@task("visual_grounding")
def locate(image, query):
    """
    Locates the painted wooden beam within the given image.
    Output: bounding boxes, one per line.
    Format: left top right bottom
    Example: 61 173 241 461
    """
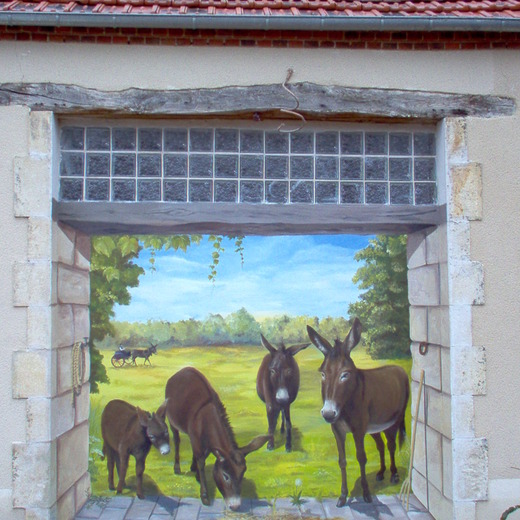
0 83 514 120
53 200 446 236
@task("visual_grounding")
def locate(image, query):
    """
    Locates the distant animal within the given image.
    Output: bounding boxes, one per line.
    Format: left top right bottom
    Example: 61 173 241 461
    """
307 318 409 506
101 398 170 499
256 335 309 452
164 367 269 510
131 343 157 365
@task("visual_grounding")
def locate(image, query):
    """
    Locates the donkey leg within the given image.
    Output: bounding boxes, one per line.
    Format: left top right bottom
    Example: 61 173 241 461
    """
283 406 292 452
190 454 199 481
385 429 399 484
331 422 348 507
105 445 116 491
353 432 371 503
116 451 130 494
135 456 146 499
266 404 280 450
280 410 285 434
195 457 211 506
371 433 386 481
173 428 181 474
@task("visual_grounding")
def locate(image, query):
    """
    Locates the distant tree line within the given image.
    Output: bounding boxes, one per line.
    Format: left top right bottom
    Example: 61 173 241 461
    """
96 308 354 350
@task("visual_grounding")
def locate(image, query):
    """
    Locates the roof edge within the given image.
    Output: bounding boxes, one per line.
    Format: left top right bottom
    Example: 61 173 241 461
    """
2 13 520 33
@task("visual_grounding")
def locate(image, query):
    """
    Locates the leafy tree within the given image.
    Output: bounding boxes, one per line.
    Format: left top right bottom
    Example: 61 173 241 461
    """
316 316 352 342
200 314 231 345
347 235 410 359
225 307 261 344
89 235 143 392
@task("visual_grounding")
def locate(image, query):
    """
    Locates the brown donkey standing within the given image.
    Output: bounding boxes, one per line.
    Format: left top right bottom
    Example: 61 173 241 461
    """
256 335 309 452
164 367 269 510
101 399 170 499
307 318 409 506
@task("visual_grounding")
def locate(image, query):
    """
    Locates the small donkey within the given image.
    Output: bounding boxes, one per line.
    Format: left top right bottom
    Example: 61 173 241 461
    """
256 335 309 451
101 398 170 499
131 343 157 366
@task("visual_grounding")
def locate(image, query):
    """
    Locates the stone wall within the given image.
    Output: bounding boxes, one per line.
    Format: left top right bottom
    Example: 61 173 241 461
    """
11 111 91 520
408 118 487 520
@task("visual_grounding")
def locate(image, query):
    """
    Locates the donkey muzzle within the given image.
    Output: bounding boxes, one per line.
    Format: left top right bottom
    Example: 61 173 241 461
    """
321 400 339 423
275 388 290 405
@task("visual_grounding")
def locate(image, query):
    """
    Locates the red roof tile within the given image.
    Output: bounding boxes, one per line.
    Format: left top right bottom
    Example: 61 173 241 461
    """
2 0 520 27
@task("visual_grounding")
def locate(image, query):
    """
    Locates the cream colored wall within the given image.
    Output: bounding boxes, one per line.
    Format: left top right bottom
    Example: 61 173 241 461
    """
0 105 31 519
1 41 520 519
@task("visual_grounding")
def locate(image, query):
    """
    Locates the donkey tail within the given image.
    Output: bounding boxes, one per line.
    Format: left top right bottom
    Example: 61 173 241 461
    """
398 416 407 449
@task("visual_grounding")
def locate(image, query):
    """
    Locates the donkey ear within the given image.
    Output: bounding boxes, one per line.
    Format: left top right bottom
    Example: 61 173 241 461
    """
307 326 332 356
136 407 151 427
155 398 169 420
342 318 362 353
239 435 270 457
261 334 277 354
287 343 310 356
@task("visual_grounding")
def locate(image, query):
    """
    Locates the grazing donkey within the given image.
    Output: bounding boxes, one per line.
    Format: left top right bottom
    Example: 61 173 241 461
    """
164 367 269 510
132 343 157 365
256 335 309 451
307 318 409 506
101 399 170 499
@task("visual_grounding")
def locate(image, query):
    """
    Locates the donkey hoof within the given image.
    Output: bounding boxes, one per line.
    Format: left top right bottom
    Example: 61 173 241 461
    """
376 472 384 481
285 447 292 453
267 441 274 451
390 473 399 484
336 496 347 508
137 493 145 500
174 465 181 475
201 495 210 506
363 491 372 503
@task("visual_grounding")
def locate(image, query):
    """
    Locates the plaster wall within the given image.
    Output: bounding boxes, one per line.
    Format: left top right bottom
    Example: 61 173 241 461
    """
1 42 520 519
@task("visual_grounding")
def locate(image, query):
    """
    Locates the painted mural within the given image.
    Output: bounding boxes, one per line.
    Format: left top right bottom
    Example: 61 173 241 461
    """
88 235 412 509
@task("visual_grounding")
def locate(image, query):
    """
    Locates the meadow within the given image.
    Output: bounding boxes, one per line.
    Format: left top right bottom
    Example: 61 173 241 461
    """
89 344 412 502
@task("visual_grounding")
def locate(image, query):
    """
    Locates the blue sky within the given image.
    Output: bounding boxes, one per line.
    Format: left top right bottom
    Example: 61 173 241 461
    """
113 234 373 323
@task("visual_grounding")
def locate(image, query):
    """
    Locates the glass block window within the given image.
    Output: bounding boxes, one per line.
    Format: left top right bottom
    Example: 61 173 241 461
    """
58 124 437 205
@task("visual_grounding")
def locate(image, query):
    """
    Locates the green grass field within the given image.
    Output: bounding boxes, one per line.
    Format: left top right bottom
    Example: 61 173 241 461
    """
89 345 412 502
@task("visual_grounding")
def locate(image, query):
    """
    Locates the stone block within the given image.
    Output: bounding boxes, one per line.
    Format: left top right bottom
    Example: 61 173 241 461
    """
75 233 91 269
407 232 427 269
425 225 448 265
408 265 440 306
56 486 75 520
52 304 74 349
411 469 427 509
445 118 468 165
451 395 475 438
442 436 453 500
449 261 484 306
26 397 51 442
428 306 449 348
452 437 488 501
449 163 482 221
74 306 91 341
413 418 426 477
74 383 91 426
58 344 88 395
448 219 471 262
28 218 52 260
427 481 453 520
451 345 486 396
27 305 52 349
12 441 57 509
439 262 449 306
29 111 53 156
24 507 57 520
53 222 75 266
426 427 443 493
14 156 52 218
13 349 54 398
449 305 473 348
411 342 441 391
453 501 477 520
13 261 52 307
441 347 451 394
74 471 91 514
52 392 75 438
425 387 451 438
57 266 89 305
410 307 427 343
57 422 89 498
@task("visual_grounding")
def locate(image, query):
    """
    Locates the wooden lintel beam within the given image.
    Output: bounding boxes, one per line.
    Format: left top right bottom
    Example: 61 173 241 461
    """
53 200 446 236
0 83 514 120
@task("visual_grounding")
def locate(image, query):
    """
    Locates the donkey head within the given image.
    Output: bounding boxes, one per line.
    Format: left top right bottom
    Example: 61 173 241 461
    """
212 435 270 511
149 342 158 354
260 335 309 405
136 399 170 455
307 318 362 424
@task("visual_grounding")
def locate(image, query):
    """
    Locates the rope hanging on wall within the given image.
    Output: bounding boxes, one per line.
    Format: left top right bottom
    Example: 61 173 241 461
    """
72 338 88 408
